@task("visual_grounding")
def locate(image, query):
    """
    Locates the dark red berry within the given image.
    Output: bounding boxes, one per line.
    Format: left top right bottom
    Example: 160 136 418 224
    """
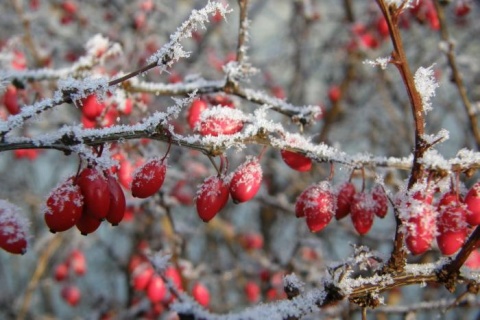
335 182 356 220
77 168 110 220
105 176 126 225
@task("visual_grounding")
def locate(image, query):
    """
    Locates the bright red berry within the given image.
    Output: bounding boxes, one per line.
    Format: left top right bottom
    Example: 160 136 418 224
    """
465 250 480 270
77 168 111 220
61 284 81 306
436 192 468 255
192 282 210 307
280 150 312 172
350 192 375 235
0 201 30 255
3 85 20 115
372 184 388 218
80 95 105 121
44 178 84 233
54 263 69 282
187 98 209 130
131 158 167 198
465 182 480 225
295 182 335 232
165 266 183 291
335 182 356 220
405 200 436 255
328 85 341 103
195 176 230 222
244 281 260 303
229 158 262 203
146 275 167 303
131 264 154 292
69 249 87 276
105 176 126 226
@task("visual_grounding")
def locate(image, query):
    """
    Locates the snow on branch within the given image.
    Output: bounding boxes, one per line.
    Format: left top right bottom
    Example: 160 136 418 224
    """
414 64 439 114
146 1 232 72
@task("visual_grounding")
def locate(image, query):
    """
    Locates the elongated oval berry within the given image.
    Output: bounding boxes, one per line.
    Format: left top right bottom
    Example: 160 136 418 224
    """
0 200 30 255
229 158 262 203
77 168 110 220
3 85 20 115
105 176 126 226
80 95 105 120
280 150 312 172
465 182 480 225
350 192 375 235
198 116 244 136
372 184 388 218
436 192 468 255
192 282 210 307
405 200 436 255
76 210 102 235
44 178 84 233
147 275 167 303
131 158 167 198
195 176 229 222
335 182 356 220
131 264 154 292
295 182 334 232
187 98 209 130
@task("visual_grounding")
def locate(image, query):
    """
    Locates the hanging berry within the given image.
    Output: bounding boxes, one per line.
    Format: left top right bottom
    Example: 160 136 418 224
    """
229 158 262 203
195 175 230 222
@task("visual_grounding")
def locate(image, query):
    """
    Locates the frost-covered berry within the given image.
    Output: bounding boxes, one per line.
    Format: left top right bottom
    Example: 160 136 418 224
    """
0 200 30 255
80 95 105 121
131 158 167 199
229 158 262 203
195 175 229 222
335 182 356 220
465 182 480 225
77 168 110 220
44 178 84 233
197 106 244 136
436 192 468 256
295 182 334 232
405 199 436 255
372 184 388 218
350 192 375 235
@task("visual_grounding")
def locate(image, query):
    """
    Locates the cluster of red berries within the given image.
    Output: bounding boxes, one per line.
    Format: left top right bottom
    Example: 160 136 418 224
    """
53 249 86 307
187 96 244 137
0 200 29 255
195 157 262 222
404 181 480 256
295 181 388 234
43 166 126 235
79 94 132 129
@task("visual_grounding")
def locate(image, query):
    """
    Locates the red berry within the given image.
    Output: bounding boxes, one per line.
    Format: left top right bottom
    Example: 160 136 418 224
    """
147 275 167 303
465 182 480 225
69 249 87 276
76 210 102 235
244 281 260 303
3 85 20 115
54 263 69 282
170 179 194 205
165 266 183 291
229 158 262 203
44 178 84 233
105 176 126 226
359 33 379 49
335 182 356 220
131 158 167 198
280 150 312 172
295 182 334 232
197 107 244 136
239 232 264 250
372 184 388 218
455 2 471 17
118 159 134 189
195 176 230 222
192 282 210 307
61 284 81 306
350 192 375 235
80 95 105 121
436 193 468 255
328 85 341 103
376 16 389 38
131 264 154 291
0 201 30 255
465 250 480 270
405 200 436 255
187 98 209 130
77 168 111 220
